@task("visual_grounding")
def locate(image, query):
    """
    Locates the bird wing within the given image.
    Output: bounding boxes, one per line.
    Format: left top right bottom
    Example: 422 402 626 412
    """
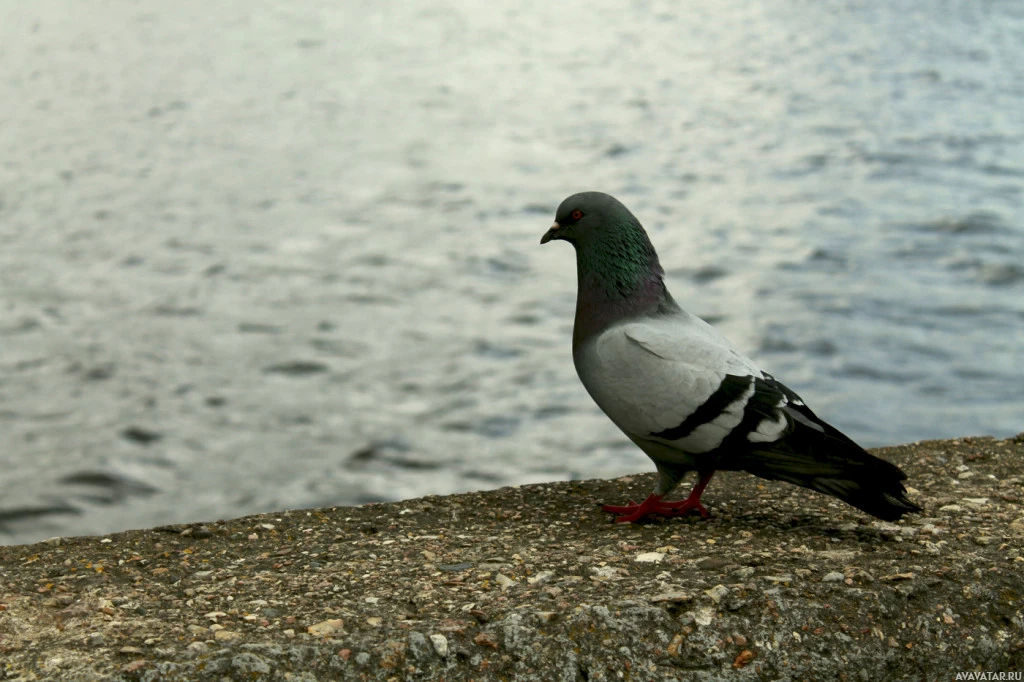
575 312 816 456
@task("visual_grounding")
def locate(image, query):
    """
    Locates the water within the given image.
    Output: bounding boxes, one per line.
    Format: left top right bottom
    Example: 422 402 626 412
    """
1 0 1021 545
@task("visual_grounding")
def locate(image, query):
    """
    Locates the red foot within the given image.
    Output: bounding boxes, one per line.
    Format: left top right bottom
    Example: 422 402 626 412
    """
601 493 709 523
602 471 715 523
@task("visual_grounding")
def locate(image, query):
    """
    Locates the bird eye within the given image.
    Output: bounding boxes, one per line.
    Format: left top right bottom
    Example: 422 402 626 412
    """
571 209 584 221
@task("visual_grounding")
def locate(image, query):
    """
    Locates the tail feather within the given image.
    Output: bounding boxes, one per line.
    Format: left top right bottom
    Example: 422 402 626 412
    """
731 425 921 521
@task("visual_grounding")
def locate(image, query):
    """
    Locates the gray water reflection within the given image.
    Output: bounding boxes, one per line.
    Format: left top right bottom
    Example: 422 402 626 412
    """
1 0 1021 544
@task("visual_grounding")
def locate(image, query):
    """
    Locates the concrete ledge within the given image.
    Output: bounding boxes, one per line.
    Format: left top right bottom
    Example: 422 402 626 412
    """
2 435 1023 681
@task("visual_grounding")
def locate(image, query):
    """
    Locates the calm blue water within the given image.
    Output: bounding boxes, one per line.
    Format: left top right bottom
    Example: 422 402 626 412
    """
1 0 1021 545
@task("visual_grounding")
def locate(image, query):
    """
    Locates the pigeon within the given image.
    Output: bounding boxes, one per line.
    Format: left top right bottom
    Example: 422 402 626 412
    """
541 191 921 523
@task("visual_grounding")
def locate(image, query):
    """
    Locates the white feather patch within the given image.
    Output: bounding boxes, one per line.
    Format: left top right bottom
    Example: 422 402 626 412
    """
747 410 788 443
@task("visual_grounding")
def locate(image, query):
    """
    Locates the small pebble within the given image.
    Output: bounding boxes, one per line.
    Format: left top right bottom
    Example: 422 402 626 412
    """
121 660 148 674
430 633 449 657
705 584 729 603
649 590 691 604
635 552 665 563
184 641 208 657
307 619 345 637
213 630 242 642
733 649 756 669
473 632 499 649
527 570 555 585
666 634 684 656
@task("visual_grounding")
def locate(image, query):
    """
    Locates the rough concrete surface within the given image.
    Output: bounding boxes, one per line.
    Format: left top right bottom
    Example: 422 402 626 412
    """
1 435 1023 681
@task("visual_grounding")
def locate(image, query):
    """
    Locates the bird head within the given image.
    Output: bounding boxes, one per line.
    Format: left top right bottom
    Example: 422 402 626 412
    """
540 192 664 299
541 191 654 248
540 192 610 246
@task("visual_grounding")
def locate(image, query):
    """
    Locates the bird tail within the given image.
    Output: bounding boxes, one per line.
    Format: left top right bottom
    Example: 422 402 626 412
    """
732 427 921 521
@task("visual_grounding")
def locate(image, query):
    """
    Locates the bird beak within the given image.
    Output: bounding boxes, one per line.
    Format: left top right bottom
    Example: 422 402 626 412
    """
540 222 560 244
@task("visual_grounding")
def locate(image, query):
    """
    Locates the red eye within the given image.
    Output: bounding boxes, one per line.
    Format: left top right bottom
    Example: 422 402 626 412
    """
571 209 583 221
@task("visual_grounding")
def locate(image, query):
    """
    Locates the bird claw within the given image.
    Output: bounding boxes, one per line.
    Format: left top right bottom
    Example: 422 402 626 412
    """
673 500 710 519
601 495 709 523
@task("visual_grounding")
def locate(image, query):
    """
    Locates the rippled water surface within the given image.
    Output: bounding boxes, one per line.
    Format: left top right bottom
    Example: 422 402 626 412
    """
2 0 1022 544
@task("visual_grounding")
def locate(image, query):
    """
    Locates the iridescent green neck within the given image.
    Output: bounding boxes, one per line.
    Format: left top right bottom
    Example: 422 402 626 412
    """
574 223 661 301
571 223 672 349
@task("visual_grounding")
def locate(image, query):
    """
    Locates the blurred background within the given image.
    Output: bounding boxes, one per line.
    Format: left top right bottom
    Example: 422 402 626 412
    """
1 0 1021 545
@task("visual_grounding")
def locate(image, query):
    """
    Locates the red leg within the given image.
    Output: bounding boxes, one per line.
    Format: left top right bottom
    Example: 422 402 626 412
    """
602 471 715 523
667 470 714 517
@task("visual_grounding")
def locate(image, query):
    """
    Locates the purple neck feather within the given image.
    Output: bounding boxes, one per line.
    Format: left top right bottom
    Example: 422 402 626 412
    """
572 265 670 352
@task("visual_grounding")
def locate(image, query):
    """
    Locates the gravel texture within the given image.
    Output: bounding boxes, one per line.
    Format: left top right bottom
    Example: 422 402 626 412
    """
1 435 1023 681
